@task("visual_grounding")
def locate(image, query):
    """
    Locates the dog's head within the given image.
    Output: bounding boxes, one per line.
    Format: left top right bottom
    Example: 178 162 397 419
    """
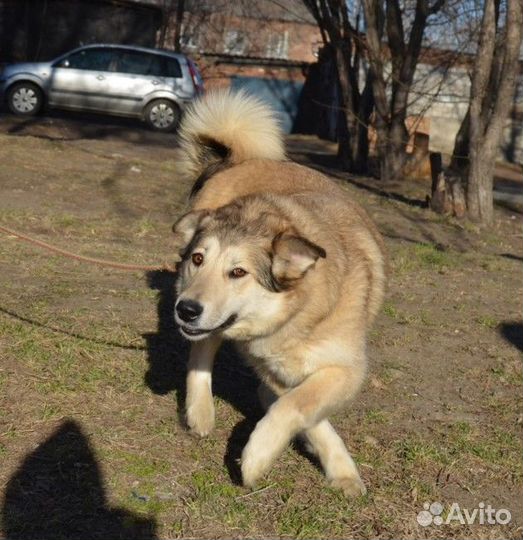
172 197 326 341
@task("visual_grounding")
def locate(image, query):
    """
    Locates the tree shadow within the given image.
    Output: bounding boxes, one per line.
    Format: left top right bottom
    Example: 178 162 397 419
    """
499 253 523 262
141 270 262 483
498 322 523 352
1 420 157 540
303 152 428 209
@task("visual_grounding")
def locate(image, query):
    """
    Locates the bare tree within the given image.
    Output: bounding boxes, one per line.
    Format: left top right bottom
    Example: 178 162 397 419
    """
363 0 445 182
303 0 374 172
465 0 522 223
438 0 523 223
157 0 175 48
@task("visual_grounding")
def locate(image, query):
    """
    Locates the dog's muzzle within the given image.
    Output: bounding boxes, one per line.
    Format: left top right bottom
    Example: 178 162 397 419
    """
178 313 238 338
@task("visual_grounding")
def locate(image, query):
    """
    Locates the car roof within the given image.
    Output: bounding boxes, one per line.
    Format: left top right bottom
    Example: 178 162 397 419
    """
70 44 187 61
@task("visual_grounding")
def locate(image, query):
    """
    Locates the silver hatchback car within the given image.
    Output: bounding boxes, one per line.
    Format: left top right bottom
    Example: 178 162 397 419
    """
0 44 203 131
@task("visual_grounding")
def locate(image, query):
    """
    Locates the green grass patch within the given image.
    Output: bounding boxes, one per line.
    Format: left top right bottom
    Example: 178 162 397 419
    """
277 491 360 539
392 242 458 274
396 436 444 466
187 470 250 530
397 423 523 477
383 302 399 319
476 315 498 329
113 450 170 479
364 408 388 425
413 243 451 268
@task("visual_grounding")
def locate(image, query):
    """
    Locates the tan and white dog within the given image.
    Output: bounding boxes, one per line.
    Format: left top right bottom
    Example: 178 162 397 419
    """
172 90 386 496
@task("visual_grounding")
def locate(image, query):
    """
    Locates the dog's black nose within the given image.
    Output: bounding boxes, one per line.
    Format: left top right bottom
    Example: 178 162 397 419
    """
176 299 203 322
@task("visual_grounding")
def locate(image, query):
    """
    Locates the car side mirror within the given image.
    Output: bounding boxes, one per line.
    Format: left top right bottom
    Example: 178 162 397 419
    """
62 59 70 68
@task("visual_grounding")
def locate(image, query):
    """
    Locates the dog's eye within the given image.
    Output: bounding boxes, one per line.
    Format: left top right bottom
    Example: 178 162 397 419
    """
230 267 247 279
192 252 204 266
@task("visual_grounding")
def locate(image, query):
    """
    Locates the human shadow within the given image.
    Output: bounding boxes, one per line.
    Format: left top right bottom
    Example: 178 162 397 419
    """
1 420 157 540
142 270 262 483
499 322 523 352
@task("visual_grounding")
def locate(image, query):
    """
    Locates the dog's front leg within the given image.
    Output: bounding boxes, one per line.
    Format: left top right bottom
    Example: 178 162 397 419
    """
257 381 366 497
241 366 363 488
185 335 221 437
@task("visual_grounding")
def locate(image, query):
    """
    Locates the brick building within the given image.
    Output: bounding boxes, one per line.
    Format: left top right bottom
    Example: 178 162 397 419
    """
157 0 322 132
1 0 520 163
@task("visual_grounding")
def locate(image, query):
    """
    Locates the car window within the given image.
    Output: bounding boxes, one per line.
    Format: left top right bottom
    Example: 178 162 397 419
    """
117 51 164 77
164 57 182 78
57 48 117 71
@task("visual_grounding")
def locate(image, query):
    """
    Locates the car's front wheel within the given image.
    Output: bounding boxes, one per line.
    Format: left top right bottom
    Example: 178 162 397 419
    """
144 99 180 132
7 82 44 116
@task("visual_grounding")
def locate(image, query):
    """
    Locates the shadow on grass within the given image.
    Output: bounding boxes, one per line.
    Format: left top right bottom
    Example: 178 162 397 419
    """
1 420 157 540
0 306 146 351
499 322 523 352
500 253 523 262
4 110 176 148
142 270 262 484
300 152 428 209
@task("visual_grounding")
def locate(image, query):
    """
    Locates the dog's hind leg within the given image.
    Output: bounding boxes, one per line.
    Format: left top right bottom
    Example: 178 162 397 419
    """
185 335 221 437
257 380 365 497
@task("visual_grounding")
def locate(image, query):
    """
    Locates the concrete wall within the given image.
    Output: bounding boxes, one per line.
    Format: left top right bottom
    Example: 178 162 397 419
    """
408 62 523 164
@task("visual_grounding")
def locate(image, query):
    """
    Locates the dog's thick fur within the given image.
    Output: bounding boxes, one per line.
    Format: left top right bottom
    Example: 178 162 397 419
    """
172 90 386 496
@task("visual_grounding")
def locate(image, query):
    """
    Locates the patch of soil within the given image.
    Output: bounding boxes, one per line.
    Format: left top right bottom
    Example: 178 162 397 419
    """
0 113 521 540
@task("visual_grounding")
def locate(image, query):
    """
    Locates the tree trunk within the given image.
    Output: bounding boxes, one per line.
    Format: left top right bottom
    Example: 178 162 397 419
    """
468 141 496 223
449 108 470 175
173 0 185 53
466 0 523 224
363 0 442 182
352 78 374 174
376 115 409 182
334 44 357 170
430 152 466 217
303 0 372 174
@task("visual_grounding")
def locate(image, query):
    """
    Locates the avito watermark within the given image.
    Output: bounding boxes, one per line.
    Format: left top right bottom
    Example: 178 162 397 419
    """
417 501 511 527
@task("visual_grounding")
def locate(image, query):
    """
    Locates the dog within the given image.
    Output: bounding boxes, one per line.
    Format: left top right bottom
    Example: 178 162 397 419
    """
172 90 386 497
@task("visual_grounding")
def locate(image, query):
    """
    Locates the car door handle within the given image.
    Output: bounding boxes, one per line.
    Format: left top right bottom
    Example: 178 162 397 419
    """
151 80 160 85
96 75 105 81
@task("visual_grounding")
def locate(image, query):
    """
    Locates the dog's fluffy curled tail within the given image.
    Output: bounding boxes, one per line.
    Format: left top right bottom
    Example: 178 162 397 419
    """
177 90 285 190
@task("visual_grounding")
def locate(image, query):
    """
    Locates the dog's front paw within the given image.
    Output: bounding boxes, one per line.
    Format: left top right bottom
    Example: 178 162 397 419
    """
329 475 367 498
241 414 290 488
186 397 215 437
241 441 274 489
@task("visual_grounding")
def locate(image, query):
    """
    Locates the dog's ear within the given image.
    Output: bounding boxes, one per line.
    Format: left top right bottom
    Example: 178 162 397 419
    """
271 232 326 286
172 209 210 253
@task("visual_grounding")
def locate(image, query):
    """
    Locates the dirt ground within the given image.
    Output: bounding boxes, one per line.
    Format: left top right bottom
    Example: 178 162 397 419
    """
0 110 522 540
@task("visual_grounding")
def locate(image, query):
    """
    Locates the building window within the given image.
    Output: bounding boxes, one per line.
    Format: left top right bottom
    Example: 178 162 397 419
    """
266 31 289 59
223 30 248 56
180 23 200 52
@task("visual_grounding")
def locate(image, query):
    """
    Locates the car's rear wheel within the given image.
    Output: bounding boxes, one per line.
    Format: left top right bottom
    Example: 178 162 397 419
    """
144 99 180 132
7 82 44 116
